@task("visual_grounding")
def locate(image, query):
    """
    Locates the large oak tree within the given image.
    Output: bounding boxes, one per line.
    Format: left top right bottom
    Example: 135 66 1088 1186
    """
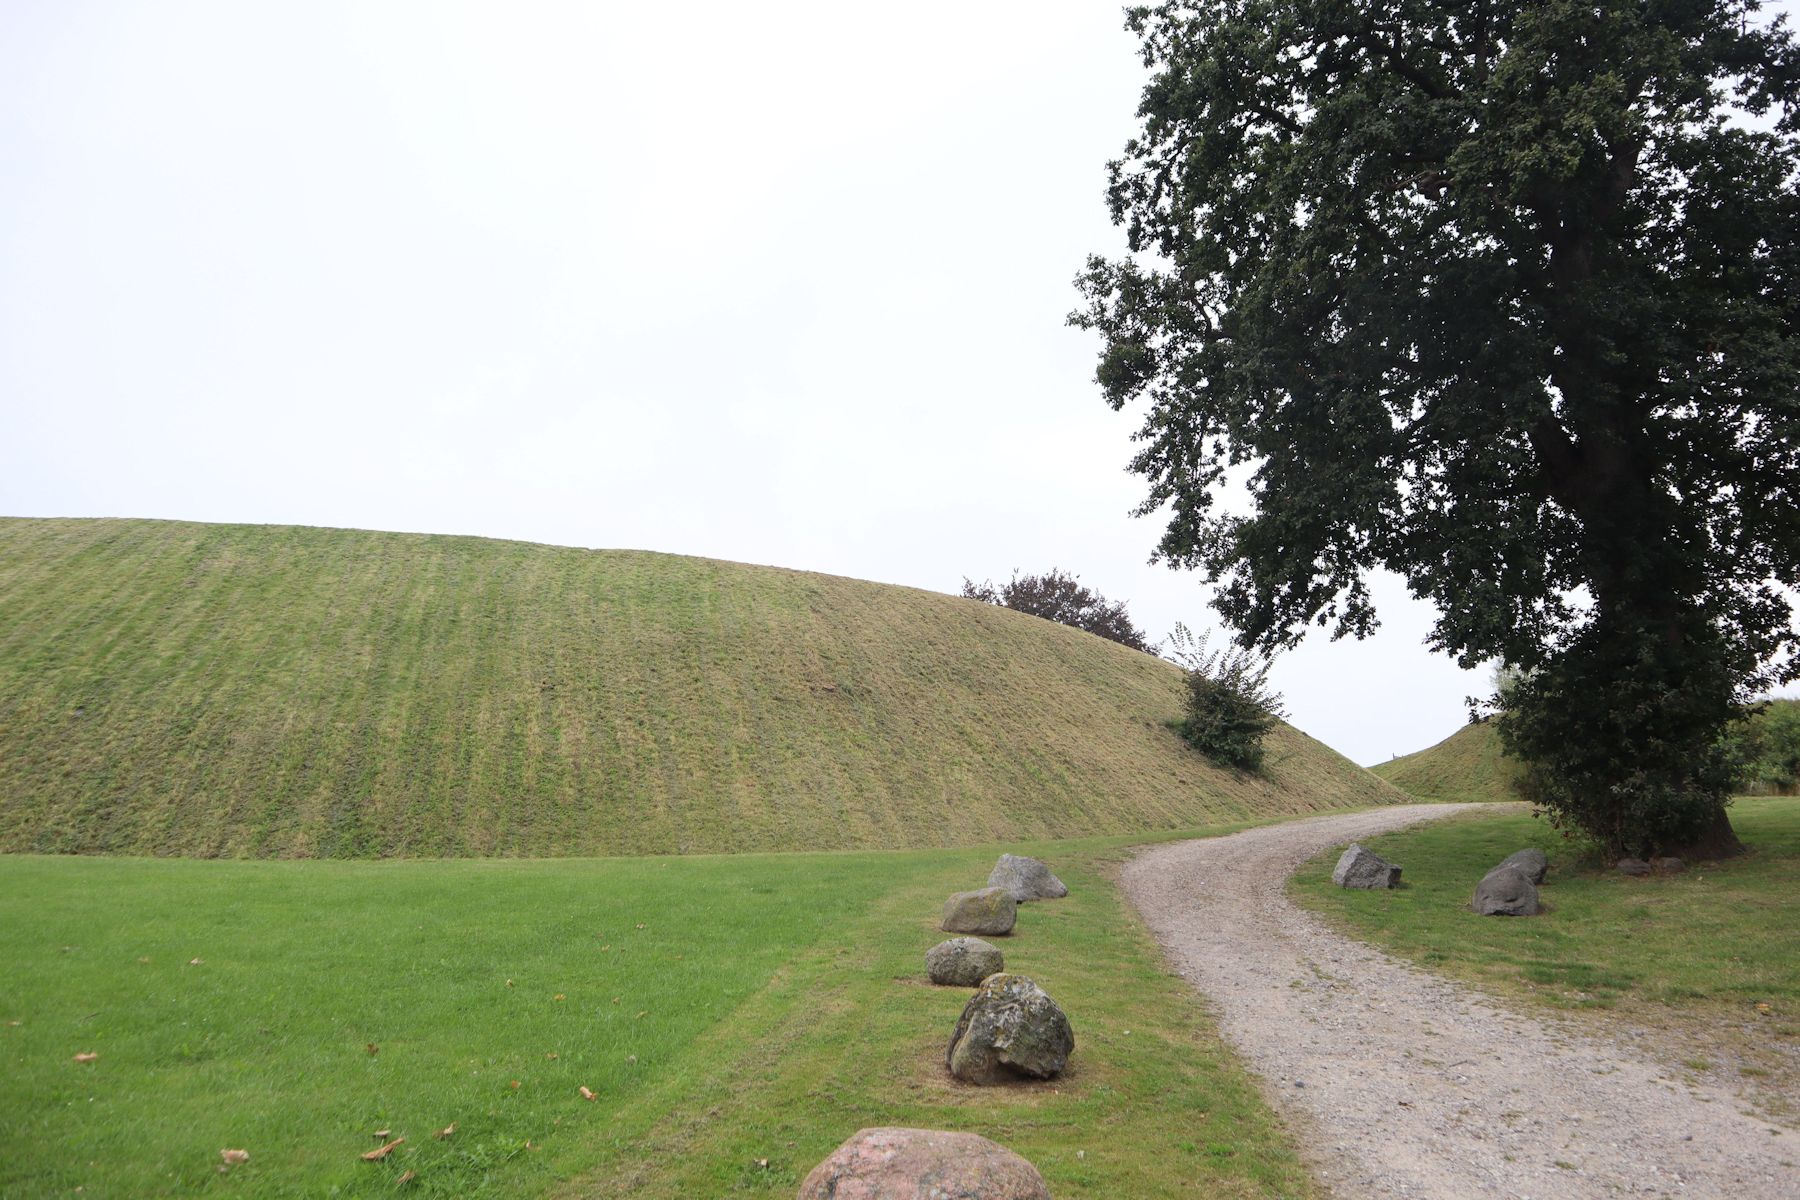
1075 0 1800 856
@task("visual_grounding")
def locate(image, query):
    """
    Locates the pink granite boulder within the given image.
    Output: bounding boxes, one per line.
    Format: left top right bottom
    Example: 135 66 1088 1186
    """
796 1127 1051 1199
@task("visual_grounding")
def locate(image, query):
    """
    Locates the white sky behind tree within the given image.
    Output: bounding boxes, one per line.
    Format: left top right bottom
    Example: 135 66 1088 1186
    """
3 1 1795 766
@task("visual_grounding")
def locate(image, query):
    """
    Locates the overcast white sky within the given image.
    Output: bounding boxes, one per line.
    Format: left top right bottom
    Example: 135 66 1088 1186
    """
4 2 1794 766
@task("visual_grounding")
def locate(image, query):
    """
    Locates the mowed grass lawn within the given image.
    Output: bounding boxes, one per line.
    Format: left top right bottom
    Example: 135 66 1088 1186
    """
1290 798 1800 1108
3 828 1314 1198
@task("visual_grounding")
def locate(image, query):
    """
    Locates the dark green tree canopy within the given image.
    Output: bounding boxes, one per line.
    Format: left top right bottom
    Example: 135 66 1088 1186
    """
1076 0 1800 855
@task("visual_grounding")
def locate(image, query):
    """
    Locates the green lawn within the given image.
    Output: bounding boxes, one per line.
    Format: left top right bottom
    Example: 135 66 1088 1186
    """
2 826 1314 1198
1290 798 1800 1108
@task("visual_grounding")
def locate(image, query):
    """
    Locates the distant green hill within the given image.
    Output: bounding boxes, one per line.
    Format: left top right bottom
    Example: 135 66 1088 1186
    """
0 518 1403 858
1371 719 1521 804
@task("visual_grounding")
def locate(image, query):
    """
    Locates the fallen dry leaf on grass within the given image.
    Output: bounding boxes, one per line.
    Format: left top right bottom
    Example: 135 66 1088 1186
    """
509 1080 521 1090
366 1043 379 1056
397 1170 416 1185
553 994 565 1002
373 1129 391 1139
754 1157 769 1169
434 1123 456 1140
187 958 203 966
137 957 151 964
219 1149 249 1165
634 1011 647 1020
579 1086 597 1101
635 923 646 930
361 1137 404 1161
73 1052 98 1064
505 979 514 988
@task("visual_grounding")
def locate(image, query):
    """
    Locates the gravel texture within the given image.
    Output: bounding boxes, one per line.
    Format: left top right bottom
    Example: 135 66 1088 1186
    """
1120 804 1800 1199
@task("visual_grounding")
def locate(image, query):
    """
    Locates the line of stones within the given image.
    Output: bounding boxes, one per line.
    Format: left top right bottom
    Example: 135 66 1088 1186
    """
795 854 1074 1198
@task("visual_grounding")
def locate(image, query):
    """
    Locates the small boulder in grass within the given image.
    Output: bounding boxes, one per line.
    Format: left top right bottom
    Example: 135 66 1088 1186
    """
1473 865 1540 916
925 937 1004 987
1617 857 1653 877
1332 843 1401 889
1650 856 1686 874
987 854 1068 902
940 887 1017 936
1497 848 1549 885
945 973 1073 1084
797 1127 1051 1200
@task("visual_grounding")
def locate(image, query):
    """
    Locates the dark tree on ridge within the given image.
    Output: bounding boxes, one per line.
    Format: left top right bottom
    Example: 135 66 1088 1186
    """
1074 0 1800 857
961 569 1157 652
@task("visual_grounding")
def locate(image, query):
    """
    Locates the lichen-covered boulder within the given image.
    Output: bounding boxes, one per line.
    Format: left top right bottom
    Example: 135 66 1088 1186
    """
1332 843 1401 889
797 1127 1051 1199
925 937 1004 987
1497 848 1549 885
941 887 1017 936
987 854 1068 902
1472 865 1540 916
945 973 1073 1084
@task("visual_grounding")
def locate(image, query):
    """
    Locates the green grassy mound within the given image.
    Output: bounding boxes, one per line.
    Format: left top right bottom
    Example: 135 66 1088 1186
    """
1370 718 1520 803
0 518 1399 858
0 828 1316 1198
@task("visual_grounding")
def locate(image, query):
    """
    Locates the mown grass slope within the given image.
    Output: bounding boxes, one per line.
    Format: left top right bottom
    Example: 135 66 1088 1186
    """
1370 718 1520 804
0 518 1399 857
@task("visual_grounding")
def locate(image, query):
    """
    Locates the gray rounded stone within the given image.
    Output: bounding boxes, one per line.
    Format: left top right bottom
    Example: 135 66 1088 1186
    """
987 854 1069 902
1617 857 1652 876
940 887 1017 936
1497 848 1549 885
1473 865 1540 916
1332 842 1401 889
945 973 1073 1084
925 937 1004 987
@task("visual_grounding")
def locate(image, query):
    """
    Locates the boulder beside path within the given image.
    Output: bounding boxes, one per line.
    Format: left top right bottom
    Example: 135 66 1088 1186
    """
941 887 1017 936
1472 865 1540 916
945 973 1073 1084
1332 843 1401 889
926 937 1004 987
1497 847 1549 885
796 1127 1051 1199
988 854 1068 902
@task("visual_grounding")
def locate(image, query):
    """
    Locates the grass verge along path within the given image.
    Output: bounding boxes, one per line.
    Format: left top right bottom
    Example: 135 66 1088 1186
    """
1289 798 1800 1120
3 825 1315 1198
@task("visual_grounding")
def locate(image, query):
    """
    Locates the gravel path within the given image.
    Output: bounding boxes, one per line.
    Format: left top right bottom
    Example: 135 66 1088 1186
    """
1119 804 1800 1199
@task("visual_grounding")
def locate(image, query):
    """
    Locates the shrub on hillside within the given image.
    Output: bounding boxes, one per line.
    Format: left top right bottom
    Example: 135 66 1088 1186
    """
960 568 1155 653
1165 624 1286 771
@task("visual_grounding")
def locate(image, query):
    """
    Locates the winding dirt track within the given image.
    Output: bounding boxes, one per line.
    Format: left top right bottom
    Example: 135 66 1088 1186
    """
1120 804 1799 1199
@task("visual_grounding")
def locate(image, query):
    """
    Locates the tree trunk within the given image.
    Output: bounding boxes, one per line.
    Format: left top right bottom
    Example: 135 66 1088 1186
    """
1666 802 1745 862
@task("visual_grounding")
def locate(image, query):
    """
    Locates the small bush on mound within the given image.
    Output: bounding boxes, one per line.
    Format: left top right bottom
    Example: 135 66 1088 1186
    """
960 568 1156 652
1166 624 1286 772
